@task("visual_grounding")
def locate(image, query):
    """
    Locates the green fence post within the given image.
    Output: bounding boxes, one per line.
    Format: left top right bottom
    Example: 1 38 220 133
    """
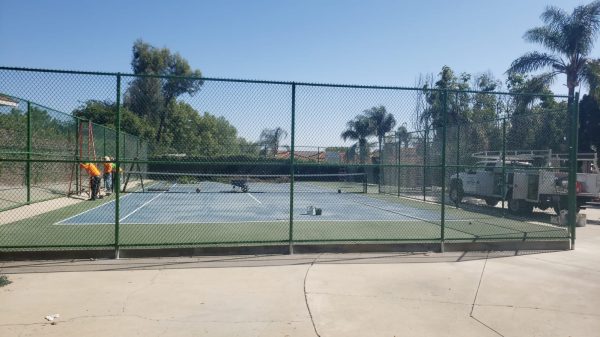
397 132 401 197
456 122 460 179
289 83 296 254
103 127 106 157
317 146 320 164
26 101 31 204
379 140 382 194
440 90 448 252
75 120 80 194
568 92 579 249
115 74 121 258
501 117 507 212
423 126 428 201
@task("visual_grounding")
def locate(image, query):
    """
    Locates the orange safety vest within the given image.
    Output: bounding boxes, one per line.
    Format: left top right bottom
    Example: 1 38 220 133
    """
103 163 112 173
80 163 101 177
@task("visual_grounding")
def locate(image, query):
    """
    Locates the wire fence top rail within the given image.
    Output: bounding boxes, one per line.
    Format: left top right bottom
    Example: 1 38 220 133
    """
0 66 571 98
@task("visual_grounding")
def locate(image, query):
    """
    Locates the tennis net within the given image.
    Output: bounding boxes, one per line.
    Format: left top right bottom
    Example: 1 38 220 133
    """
122 172 368 194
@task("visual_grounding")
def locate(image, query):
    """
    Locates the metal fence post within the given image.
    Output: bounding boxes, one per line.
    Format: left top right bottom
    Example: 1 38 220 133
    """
103 127 106 157
114 73 121 258
75 120 80 193
568 92 579 249
289 83 296 254
26 101 31 204
501 117 507 212
440 90 448 252
423 126 428 201
397 132 401 197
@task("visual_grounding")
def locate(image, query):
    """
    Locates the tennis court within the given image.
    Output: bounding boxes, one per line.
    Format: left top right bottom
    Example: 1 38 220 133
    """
43 172 570 246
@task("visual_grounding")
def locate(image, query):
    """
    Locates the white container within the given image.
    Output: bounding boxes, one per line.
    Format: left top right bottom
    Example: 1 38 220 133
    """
307 206 315 215
577 213 587 227
555 211 586 227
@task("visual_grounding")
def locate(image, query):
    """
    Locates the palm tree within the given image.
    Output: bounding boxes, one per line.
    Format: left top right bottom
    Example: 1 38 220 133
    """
506 1 600 104
341 115 372 164
397 124 411 149
364 106 396 160
259 127 288 157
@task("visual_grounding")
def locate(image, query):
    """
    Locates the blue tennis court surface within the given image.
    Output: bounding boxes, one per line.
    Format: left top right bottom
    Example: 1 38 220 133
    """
57 182 455 225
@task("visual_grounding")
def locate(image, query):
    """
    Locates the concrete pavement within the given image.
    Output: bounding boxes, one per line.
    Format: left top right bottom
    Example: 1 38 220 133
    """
1 222 599 336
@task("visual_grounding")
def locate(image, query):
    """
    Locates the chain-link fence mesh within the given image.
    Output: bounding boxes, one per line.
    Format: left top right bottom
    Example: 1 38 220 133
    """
0 68 581 252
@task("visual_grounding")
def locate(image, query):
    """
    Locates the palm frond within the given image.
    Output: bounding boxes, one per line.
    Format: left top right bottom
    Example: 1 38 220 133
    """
540 6 569 30
524 27 564 53
506 52 563 74
341 129 358 142
581 59 600 91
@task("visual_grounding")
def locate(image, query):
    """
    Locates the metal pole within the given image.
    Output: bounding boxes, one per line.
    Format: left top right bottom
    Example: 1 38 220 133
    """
456 92 460 179
114 74 121 258
423 127 428 201
289 83 296 254
440 90 448 252
379 140 382 194
501 117 507 212
568 92 579 249
26 101 31 204
397 132 401 197
75 121 80 193
456 123 460 179
103 127 106 157
317 146 320 164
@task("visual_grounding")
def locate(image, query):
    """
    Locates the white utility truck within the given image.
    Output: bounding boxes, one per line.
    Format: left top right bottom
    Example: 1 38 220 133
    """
448 151 600 215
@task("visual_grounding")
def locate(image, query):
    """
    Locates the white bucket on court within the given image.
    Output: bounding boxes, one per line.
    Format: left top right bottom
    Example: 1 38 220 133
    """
307 206 315 215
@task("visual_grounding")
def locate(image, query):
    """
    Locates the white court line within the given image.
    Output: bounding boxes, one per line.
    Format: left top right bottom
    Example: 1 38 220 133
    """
247 193 262 204
118 185 172 222
54 192 135 225
59 219 481 226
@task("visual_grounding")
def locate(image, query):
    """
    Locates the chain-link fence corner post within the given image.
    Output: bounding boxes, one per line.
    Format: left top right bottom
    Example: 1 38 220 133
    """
568 92 580 249
440 90 448 252
26 100 32 204
423 125 428 202
114 73 122 259
397 131 401 197
288 82 296 255
501 116 507 214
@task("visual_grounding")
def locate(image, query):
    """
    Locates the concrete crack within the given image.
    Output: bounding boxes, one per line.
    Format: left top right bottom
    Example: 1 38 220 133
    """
470 252 504 337
122 269 161 313
304 254 321 337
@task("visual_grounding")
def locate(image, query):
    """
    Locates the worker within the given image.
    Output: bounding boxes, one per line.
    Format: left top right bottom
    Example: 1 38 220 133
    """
110 157 123 193
80 162 101 200
102 156 112 195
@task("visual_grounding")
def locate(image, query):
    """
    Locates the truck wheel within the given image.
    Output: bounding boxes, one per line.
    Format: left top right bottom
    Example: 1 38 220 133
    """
449 181 463 204
485 198 499 207
507 191 533 215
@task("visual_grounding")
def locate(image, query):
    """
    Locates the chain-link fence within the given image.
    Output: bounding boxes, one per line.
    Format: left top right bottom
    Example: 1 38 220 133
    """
0 67 582 254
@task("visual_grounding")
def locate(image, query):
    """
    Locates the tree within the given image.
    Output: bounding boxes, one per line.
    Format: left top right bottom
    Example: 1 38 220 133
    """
420 66 471 129
73 100 154 140
259 127 288 157
125 39 204 142
364 105 396 160
506 1 600 104
504 74 567 154
397 124 411 148
341 115 372 164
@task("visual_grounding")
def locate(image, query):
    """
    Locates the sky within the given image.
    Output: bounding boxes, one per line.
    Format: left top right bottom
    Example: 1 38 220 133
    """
1 0 598 147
